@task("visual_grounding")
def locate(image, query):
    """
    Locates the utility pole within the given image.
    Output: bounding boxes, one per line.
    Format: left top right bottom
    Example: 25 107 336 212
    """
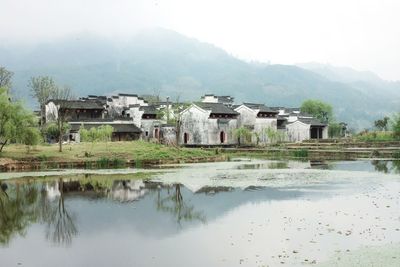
166 96 170 123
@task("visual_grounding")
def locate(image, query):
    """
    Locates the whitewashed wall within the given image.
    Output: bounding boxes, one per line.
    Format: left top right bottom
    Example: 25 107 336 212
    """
179 105 238 145
286 121 311 142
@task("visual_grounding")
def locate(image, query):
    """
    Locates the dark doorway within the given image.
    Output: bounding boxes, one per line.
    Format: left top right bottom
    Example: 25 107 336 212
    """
220 131 225 143
310 127 323 139
183 132 189 144
154 128 159 139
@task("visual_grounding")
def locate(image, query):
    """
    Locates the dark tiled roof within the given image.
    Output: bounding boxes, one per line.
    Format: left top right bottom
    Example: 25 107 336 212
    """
140 105 158 115
293 117 327 126
118 93 138 97
242 103 278 113
50 99 104 110
69 118 133 123
201 94 234 104
70 122 141 133
277 115 288 121
196 102 239 115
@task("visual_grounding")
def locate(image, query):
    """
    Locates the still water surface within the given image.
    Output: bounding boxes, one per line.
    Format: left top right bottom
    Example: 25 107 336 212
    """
1 159 399 266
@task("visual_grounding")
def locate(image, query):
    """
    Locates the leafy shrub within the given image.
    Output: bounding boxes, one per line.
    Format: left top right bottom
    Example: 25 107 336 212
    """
292 149 309 158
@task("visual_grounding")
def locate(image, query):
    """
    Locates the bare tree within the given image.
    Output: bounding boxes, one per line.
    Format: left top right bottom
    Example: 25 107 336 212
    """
53 86 74 152
0 67 13 93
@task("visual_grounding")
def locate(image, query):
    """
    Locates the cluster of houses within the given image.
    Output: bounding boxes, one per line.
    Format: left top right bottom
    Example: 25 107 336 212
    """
44 93 329 145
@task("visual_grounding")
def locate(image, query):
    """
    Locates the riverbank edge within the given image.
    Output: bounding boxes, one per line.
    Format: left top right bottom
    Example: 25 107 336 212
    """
0 155 228 172
1 148 399 172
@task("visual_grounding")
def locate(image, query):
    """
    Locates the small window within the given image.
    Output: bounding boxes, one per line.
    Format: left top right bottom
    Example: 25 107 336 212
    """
145 131 149 136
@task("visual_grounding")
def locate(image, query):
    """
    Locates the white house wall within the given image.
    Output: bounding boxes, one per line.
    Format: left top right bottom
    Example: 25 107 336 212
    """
179 105 238 145
254 118 278 144
45 101 58 123
286 121 311 142
179 106 210 145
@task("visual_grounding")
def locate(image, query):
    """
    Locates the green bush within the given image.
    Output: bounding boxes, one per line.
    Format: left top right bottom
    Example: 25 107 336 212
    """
292 149 309 158
356 131 396 142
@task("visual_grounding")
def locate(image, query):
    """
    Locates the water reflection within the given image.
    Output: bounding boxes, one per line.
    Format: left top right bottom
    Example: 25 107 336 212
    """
371 160 400 174
156 184 206 226
1 160 399 267
0 179 78 246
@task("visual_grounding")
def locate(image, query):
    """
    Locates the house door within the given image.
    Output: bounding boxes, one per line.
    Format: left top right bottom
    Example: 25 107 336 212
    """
183 132 189 144
154 128 159 139
220 131 225 143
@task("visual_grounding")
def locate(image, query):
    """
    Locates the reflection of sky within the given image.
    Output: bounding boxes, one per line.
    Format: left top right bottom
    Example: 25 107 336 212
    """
1 160 400 267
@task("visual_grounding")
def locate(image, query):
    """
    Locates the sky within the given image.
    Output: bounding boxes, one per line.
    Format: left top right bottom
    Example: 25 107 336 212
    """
1 0 400 80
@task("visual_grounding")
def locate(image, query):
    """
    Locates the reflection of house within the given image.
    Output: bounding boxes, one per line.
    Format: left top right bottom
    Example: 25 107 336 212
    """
179 102 239 145
234 103 279 144
69 118 142 142
286 118 328 142
111 180 148 202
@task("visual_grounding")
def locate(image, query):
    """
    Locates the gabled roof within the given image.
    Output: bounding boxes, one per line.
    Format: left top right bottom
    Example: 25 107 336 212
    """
290 117 327 126
242 103 278 113
70 123 141 133
196 102 239 115
201 94 234 104
49 99 104 110
118 93 138 97
140 105 158 115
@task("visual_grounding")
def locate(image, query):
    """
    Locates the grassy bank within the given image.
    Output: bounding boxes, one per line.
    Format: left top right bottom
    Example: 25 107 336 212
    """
0 141 218 170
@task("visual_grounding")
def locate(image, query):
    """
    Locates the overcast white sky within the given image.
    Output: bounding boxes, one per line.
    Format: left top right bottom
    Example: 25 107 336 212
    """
1 0 400 80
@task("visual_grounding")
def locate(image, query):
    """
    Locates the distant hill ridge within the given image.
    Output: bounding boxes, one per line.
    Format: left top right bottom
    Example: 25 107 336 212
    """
1 28 399 130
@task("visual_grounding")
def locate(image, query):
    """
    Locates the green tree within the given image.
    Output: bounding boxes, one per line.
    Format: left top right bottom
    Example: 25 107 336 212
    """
233 127 252 146
22 127 41 153
0 67 13 93
300 99 333 123
328 122 342 138
374 117 390 131
0 88 37 152
29 76 57 125
391 113 400 139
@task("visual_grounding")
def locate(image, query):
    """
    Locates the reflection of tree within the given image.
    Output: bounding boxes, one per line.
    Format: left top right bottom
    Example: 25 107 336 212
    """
0 182 39 245
391 160 400 174
372 160 389 173
45 179 77 245
156 184 206 226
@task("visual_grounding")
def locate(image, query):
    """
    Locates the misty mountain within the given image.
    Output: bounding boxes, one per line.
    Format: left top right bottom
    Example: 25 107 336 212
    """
1 28 399 130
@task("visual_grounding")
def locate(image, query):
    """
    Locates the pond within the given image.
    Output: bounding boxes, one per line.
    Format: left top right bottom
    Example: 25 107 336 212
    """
0 159 400 266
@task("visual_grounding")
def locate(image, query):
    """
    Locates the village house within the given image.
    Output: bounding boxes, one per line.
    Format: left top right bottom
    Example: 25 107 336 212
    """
286 117 328 142
68 118 142 142
234 103 279 144
201 94 235 107
179 102 239 145
44 99 106 124
44 92 331 145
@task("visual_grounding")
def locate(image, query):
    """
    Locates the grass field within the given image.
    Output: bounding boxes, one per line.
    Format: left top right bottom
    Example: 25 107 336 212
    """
0 140 215 163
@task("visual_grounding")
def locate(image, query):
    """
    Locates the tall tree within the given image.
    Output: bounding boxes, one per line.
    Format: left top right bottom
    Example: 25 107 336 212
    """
374 116 390 131
391 113 400 139
0 67 13 93
300 99 333 123
29 76 57 125
52 86 74 152
0 88 37 152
